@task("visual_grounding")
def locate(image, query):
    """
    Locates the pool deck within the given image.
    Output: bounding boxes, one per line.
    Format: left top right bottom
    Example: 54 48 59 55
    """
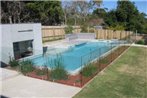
43 39 95 47
0 68 81 98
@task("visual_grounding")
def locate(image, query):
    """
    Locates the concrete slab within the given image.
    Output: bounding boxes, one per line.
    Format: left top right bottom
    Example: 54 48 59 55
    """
0 68 20 81
1 68 81 98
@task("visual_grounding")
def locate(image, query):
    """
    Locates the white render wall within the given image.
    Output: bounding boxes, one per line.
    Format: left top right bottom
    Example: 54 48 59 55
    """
33 24 43 55
1 23 43 64
0 25 1 63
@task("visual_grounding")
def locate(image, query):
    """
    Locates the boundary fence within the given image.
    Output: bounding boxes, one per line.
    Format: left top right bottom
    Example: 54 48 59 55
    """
42 26 81 42
42 26 135 43
95 29 133 40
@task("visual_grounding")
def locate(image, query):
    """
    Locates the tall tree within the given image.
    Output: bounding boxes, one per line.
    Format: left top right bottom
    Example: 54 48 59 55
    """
1 1 25 23
93 8 107 18
62 0 102 26
62 1 72 25
1 1 64 25
25 1 64 25
104 0 147 33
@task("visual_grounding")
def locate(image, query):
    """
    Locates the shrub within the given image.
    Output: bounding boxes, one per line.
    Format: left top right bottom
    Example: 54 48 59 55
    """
19 59 35 74
99 58 109 64
136 40 145 45
36 69 46 76
64 25 73 34
81 23 88 33
9 58 19 67
36 66 48 76
89 28 95 33
81 63 97 77
50 65 68 80
145 38 147 45
75 79 81 83
49 55 68 80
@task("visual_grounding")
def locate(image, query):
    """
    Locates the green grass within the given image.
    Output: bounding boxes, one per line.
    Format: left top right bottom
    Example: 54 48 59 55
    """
74 47 147 98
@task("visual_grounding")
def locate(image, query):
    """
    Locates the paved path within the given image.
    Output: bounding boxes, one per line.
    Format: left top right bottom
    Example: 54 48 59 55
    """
132 44 147 48
0 68 81 98
0 68 20 81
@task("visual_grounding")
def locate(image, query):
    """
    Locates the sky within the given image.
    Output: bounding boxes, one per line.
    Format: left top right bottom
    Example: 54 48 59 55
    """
101 0 147 14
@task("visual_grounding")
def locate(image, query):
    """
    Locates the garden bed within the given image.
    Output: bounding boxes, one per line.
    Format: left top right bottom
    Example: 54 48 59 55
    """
26 71 48 80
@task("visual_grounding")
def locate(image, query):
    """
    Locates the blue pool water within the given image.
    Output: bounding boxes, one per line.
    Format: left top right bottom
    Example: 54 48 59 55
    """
31 41 117 72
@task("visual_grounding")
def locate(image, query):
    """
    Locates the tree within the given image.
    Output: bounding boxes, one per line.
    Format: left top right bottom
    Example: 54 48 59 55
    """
116 1 139 31
104 0 147 33
77 1 89 22
93 8 107 18
89 0 102 9
1 1 25 23
61 1 79 25
62 1 71 25
25 1 64 25
62 0 103 26
1 1 64 25
69 1 80 26
105 10 118 27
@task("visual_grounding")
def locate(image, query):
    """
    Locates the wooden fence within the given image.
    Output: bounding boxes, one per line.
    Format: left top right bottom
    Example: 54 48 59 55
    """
42 26 81 42
42 26 134 42
95 29 133 39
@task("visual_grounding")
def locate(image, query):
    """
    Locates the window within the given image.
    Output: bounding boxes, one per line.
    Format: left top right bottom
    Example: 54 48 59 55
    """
13 42 19 51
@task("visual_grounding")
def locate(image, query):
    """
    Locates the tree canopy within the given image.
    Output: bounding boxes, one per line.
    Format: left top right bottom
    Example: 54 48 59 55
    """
104 1 147 33
1 1 63 25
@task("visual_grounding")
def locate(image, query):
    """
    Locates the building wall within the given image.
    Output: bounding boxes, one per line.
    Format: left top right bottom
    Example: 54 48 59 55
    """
11 24 34 42
1 23 43 64
0 25 1 62
1 25 14 64
33 24 43 55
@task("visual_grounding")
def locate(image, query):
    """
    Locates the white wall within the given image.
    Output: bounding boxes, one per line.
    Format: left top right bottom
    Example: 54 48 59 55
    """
1 23 43 64
33 24 43 55
0 25 1 63
1 25 14 64
11 24 34 42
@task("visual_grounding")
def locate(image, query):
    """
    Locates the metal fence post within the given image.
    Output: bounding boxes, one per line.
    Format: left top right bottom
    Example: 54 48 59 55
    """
80 56 83 87
99 48 101 71
111 43 113 62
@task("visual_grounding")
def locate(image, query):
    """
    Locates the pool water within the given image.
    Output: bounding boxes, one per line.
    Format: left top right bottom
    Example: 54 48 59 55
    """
31 41 117 72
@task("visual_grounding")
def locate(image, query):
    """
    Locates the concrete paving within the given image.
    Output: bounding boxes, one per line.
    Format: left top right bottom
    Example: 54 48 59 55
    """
132 43 147 47
0 68 81 98
0 68 20 81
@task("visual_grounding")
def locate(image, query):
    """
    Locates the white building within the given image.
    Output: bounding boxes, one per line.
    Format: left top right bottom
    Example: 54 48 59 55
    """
0 23 43 64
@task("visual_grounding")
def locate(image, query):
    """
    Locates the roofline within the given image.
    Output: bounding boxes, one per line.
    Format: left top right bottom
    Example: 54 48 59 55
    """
0 23 41 25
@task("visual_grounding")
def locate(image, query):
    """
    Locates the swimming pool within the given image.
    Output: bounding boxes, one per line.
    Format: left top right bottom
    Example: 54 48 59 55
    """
30 40 119 73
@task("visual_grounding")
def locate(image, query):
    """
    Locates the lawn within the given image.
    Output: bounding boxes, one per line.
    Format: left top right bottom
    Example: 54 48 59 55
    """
74 47 147 98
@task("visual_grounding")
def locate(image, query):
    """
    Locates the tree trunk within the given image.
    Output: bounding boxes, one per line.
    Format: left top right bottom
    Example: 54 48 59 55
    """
18 15 21 23
74 17 76 26
64 14 67 25
13 16 16 23
9 16 12 24
83 17 85 22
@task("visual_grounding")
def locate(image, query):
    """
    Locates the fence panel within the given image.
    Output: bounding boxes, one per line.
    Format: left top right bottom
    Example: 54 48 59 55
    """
95 29 133 40
42 26 81 42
